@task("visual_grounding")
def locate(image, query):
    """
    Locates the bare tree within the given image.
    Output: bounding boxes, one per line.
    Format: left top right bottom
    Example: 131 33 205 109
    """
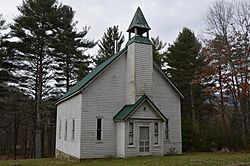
204 0 234 41
201 0 250 147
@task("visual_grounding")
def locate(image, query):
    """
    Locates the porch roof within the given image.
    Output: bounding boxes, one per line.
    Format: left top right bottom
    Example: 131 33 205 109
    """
113 94 167 121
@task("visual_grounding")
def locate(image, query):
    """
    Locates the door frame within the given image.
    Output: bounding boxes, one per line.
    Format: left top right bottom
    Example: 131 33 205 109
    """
139 125 151 155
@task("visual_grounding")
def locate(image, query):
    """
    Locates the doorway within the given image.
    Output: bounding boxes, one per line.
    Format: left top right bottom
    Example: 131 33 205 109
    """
139 126 150 154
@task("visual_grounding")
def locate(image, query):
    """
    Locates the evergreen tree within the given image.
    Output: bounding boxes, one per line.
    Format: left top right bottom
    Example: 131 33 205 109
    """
166 28 202 151
10 0 72 158
94 25 124 66
0 14 15 95
166 28 201 89
151 36 167 68
0 15 8 94
53 6 96 92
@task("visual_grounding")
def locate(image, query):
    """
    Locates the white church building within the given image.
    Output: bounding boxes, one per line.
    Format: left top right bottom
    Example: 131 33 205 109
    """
55 7 183 161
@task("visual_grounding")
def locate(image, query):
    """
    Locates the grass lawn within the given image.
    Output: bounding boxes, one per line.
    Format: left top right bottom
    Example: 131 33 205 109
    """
0 153 250 166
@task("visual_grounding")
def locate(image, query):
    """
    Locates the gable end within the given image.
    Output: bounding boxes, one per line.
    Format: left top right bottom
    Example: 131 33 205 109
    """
113 94 167 121
153 63 184 99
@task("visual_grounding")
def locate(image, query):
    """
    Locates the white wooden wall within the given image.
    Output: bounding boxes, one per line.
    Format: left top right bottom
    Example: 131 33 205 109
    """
126 44 136 104
151 67 182 154
126 42 153 104
124 120 164 157
134 43 153 98
80 53 127 158
116 122 125 157
130 102 159 119
124 102 164 157
56 93 82 158
56 40 182 159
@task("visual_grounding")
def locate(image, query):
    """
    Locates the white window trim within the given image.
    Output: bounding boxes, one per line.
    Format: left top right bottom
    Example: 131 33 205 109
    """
96 116 103 142
59 119 61 139
154 122 159 146
128 122 135 147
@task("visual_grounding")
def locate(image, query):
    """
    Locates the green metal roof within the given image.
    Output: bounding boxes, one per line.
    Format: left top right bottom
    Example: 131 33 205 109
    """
57 48 127 104
127 7 151 34
126 36 152 46
113 94 167 121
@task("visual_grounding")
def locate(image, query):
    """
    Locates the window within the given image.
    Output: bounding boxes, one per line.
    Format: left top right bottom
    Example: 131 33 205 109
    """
64 120 68 141
165 119 169 140
59 120 61 139
154 123 159 145
129 122 134 145
97 118 102 141
72 119 75 140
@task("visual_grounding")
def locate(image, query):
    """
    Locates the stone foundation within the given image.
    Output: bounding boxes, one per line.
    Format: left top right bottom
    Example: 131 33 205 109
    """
55 149 80 162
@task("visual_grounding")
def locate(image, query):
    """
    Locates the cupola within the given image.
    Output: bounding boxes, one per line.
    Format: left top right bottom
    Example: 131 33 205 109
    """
127 7 151 39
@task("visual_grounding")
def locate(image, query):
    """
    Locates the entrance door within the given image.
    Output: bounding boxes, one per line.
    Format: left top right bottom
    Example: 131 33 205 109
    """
139 126 150 154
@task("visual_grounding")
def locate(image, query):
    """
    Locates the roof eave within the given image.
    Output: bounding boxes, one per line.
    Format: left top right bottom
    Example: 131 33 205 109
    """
124 96 167 122
56 48 127 105
56 90 82 105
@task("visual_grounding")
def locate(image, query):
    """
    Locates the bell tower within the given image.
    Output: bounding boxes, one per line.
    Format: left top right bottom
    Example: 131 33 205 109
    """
126 7 153 104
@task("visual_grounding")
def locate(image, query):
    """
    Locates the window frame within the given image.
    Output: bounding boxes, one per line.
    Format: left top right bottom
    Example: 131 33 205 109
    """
72 118 75 140
154 122 159 145
165 119 169 140
128 122 134 146
96 118 102 141
59 119 61 139
64 119 68 141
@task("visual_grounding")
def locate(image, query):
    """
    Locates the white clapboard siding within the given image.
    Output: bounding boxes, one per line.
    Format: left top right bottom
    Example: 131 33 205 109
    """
126 42 153 104
56 93 82 158
124 120 164 157
116 122 125 157
151 67 182 154
56 38 182 159
126 44 136 104
80 53 127 158
130 102 160 119
134 43 153 97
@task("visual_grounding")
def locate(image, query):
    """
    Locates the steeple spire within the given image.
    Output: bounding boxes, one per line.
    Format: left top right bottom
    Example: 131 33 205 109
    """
127 7 151 39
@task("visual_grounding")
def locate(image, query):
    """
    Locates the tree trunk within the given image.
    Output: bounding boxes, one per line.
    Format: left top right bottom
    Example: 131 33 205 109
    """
190 84 195 126
41 124 45 157
35 53 43 158
24 124 28 159
218 65 230 146
14 113 19 160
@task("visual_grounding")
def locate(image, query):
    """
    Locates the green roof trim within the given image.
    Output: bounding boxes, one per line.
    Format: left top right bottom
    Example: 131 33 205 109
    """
126 36 152 46
113 95 146 121
57 48 127 104
127 7 151 34
113 94 167 121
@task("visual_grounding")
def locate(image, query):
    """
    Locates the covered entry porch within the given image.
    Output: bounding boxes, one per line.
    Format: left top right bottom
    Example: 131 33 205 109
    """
114 95 167 158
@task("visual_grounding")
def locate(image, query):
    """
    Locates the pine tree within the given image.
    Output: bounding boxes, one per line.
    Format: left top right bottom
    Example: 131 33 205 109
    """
0 14 15 95
94 25 124 66
10 0 69 158
166 27 202 151
166 27 202 122
151 36 166 68
53 6 96 92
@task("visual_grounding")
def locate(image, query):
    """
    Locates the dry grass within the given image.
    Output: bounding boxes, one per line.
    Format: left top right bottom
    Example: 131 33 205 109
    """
0 153 250 166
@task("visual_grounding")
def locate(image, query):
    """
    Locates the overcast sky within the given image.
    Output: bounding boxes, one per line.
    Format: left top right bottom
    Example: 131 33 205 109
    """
1 0 219 54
